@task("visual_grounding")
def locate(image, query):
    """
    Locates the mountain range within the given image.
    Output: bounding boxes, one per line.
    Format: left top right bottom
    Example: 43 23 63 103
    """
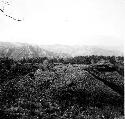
0 42 123 60
41 44 123 57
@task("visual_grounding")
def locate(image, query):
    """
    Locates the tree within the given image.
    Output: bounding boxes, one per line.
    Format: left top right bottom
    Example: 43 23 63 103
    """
0 0 22 21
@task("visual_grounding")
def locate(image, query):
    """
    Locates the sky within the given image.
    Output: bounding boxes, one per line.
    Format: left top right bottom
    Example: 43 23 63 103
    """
0 0 125 48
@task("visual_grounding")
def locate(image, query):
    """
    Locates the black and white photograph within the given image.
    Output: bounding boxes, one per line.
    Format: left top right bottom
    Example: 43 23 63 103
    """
0 0 124 118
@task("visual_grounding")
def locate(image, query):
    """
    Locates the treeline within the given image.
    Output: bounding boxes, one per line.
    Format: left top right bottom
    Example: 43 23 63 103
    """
63 55 124 65
0 55 124 83
19 55 124 65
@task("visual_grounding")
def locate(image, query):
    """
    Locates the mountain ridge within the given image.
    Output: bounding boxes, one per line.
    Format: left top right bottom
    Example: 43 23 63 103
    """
41 44 123 57
0 42 71 60
0 41 123 60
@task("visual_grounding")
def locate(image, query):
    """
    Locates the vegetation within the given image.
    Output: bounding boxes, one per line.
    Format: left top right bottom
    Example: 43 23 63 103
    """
0 55 124 119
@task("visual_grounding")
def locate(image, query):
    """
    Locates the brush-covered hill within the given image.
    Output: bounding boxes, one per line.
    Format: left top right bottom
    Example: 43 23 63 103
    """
0 56 124 119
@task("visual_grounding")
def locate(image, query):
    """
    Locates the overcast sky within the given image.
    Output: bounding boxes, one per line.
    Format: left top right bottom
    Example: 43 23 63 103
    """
0 0 125 48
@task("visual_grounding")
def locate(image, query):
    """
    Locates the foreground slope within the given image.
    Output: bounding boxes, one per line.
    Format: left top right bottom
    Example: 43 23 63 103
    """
0 61 123 119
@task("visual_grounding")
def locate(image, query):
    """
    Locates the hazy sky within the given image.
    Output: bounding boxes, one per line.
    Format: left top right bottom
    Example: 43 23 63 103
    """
0 0 125 47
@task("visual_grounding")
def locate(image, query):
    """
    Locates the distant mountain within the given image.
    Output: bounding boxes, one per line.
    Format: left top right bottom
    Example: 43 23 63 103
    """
0 42 123 60
41 44 123 57
0 42 69 60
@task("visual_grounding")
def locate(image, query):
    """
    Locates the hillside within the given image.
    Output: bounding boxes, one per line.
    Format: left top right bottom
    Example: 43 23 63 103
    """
0 57 124 119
